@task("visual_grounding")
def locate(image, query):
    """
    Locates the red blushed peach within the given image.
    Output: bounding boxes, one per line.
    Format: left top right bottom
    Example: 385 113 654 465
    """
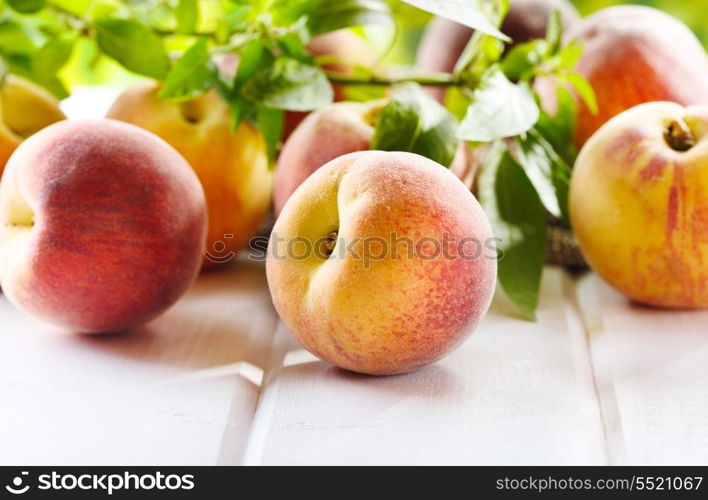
567 6 708 148
0 119 207 333
274 100 473 216
267 151 497 375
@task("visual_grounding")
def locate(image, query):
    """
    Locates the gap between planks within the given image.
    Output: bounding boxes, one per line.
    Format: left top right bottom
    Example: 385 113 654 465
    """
238 267 612 465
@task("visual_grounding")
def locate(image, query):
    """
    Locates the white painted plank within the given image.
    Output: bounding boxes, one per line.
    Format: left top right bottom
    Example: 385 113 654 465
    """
0 262 278 465
577 274 708 465
246 267 607 465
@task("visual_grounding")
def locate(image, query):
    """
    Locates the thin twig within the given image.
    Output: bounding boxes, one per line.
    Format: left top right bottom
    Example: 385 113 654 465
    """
326 72 458 87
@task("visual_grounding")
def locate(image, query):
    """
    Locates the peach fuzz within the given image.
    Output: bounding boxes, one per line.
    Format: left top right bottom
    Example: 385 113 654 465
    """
107 81 272 267
267 151 496 375
570 102 708 309
274 100 472 216
0 119 207 333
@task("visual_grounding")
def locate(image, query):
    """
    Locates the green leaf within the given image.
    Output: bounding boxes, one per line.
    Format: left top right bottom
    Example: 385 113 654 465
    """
372 84 459 167
32 75 68 98
545 8 562 55
95 18 170 79
535 85 577 165
278 32 310 59
500 9 578 83
0 19 42 55
458 67 539 142
478 143 546 320
455 30 504 82
270 0 311 24
175 0 199 34
5 53 68 98
307 0 392 37
557 41 583 70
500 39 546 81
243 57 333 111
451 1 506 78
256 106 284 166
517 130 571 225
222 39 272 130
229 97 251 131
564 71 598 116
414 116 459 168
7 0 46 14
444 86 471 122
158 38 215 101
25 35 74 98
32 35 74 75
216 4 254 42
234 39 271 85
403 0 509 41
86 1 127 21
372 88 423 152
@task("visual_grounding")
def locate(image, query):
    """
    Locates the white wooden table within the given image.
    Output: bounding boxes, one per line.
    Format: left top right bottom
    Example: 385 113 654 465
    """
0 90 706 466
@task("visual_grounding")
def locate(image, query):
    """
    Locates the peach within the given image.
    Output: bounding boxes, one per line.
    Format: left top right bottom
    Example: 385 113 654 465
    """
107 81 272 267
0 119 207 332
0 75 66 174
274 100 472 215
567 6 708 147
417 0 580 101
267 151 497 375
570 102 708 309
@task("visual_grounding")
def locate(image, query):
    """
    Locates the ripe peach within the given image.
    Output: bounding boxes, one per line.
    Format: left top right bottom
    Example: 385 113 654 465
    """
570 102 708 308
417 0 580 101
0 119 207 332
107 81 272 267
568 6 708 147
267 151 497 375
274 100 472 216
0 75 65 174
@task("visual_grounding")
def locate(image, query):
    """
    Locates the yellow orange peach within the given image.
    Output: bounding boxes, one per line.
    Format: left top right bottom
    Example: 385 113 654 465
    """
570 102 708 308
267 151 496 375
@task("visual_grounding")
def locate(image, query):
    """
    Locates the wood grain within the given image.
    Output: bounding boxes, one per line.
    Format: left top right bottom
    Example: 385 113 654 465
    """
576 274 708 465
245 268 607 465
0 262 278 465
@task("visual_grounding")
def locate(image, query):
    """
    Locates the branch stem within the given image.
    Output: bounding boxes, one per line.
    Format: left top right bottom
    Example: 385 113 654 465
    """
326 72 458 88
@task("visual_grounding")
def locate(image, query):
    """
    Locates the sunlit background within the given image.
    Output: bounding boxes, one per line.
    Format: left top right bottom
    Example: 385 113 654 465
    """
57 0 708 94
